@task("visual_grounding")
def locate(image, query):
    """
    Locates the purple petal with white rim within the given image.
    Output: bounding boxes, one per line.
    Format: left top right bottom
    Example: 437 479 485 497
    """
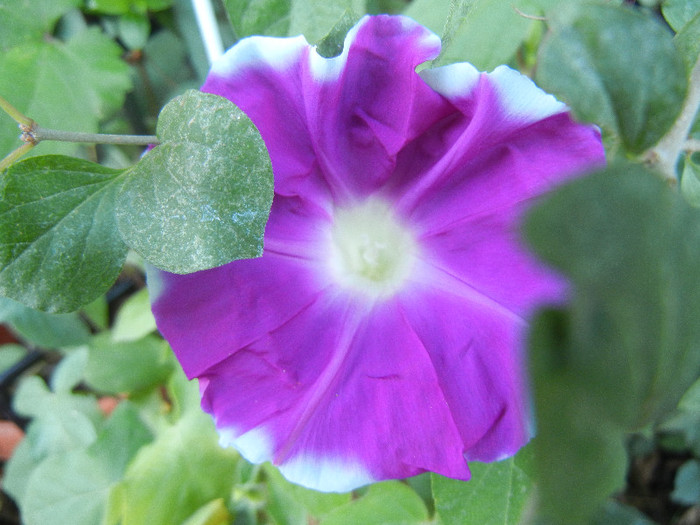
149 14 605 492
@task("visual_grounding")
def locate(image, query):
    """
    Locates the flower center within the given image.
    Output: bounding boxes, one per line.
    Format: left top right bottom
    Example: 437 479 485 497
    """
328 198 417 298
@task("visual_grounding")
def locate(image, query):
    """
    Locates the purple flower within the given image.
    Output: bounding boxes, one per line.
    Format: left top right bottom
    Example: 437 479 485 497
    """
148 15 604 492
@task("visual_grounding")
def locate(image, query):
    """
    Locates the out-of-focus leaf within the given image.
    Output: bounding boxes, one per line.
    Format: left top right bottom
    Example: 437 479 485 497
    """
671 460 700 505
182 499 232 525
117 12 151 50
524 163 700 522
431 444 535 525
111 288 157 342
0 0 81 50
84 333 172 394
0 155 128 312
0 27 132 160
21 402 152 525
437 0 534 70
0 343 26 373
315 10 360 58
681 155 700 207
288 0 364 44
50 347 88 394
662 0 700 31
527 309 628 525
13 376 101 457
224 0 291 37
0 296 90 347
116 90 273 274
537 4 687 153
675 10 700 70
592 500 656 525
525 164 700 426
115 409 239 525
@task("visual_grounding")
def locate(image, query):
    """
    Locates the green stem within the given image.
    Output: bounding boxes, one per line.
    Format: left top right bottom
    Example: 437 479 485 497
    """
0 143 34 172
0 94 33 128
29 126 159 146
648 56 700 183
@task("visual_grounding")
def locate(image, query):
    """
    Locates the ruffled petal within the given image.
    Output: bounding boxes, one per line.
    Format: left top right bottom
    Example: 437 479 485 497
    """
202 15 452 204
199 294 471 491
387 65 603 213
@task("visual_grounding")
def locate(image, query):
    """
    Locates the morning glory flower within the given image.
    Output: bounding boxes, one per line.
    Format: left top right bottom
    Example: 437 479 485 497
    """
148 15 604 492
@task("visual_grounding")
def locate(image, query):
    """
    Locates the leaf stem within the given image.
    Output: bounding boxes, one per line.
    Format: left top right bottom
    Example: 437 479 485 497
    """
0 94 33 128
647 56 700 183
0 143 34 172
27 126 159 146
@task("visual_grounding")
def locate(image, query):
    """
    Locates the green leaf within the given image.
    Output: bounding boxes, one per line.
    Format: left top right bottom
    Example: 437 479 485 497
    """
527 309 628 524
84 333 173 394
21 453 111 525
87 401 155 478
321 482 429 525
0 296 90 347
224 0 291 38
116 410 239 525
288 0 365 44
111 288 157 342
117 12 151 50
13 376 101 457
524 164 700 427
436 0 535 70
116 90 273 274
0 343 26 372
431 444 535 525
182 499 231 525
0 27 132 160
50 347 89 394
681 154 700 207
671 459 700 505
263 463 351 525
675 10 700 70
21 402 152 525
0 155 128 312
536 4 687 153
0 0 81 50
402 0 451 39
592 500 656 525
662 0 700 31
315 10 361 58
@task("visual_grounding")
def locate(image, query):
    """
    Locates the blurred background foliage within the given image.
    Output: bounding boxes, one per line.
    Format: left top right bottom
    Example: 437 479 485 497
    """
0 0 699 524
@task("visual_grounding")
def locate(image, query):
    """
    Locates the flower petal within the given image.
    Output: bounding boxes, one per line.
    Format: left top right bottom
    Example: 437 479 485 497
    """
198 293 471 491
398 282 532 461
202 15 452 204
389 65 603 213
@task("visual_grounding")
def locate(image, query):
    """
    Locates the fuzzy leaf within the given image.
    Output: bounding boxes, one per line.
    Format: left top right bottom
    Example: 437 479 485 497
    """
116 90 273 274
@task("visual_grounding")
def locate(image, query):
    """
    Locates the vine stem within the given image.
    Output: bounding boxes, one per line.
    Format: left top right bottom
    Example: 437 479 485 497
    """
0 94 32 128
647 56 700 183
26 125 159 146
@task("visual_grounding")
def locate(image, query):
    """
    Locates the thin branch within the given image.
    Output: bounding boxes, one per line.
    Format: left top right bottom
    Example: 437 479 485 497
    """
27 126 159 146
685 138 700 153
512 6 547 22
647 56 700 183
0 143 34 172
0 94 33 128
